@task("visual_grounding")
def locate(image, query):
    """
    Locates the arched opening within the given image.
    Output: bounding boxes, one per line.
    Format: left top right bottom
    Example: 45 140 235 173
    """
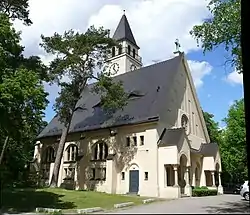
112 47 116 57
129 163 139 194
181 114 189 133
195 162 200 186
92 142 108 160
43 146 55 163
128 45 131 55
178 154 188 194
65 144 78 162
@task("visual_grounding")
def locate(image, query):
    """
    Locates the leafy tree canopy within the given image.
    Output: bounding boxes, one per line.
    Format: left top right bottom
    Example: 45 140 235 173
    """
221 99 247 182
41 26 128 186
190 0 241 72
0 14 48 185
0 0 32 25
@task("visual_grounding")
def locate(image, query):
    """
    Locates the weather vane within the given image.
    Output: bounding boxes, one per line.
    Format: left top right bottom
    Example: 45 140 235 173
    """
173 39 181 55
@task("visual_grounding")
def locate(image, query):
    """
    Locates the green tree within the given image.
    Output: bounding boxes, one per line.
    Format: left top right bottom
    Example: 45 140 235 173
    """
0 14 48 185
221 99 247 182
41 27 128 187
203 111 221 143
0 0 32 25
190 0 241 72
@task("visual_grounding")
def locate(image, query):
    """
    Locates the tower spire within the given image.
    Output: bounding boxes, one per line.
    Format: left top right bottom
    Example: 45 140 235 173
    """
112 12 139 49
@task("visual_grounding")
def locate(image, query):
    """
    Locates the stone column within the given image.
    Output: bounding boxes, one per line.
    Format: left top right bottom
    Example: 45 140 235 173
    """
184 167 192 196
217 172 224 194
173 165 179 187
211 171 216 187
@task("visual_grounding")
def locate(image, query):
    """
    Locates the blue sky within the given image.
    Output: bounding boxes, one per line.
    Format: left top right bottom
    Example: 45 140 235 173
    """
14 0 243 127
187 47 243 127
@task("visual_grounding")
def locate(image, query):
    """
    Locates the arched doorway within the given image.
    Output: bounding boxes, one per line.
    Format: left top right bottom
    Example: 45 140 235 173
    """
178 154 188 194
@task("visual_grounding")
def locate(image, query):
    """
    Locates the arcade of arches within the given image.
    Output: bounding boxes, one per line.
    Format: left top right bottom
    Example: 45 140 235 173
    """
164 154 222 196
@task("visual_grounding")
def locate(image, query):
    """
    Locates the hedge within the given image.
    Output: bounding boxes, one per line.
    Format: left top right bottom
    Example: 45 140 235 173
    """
192 187 217 197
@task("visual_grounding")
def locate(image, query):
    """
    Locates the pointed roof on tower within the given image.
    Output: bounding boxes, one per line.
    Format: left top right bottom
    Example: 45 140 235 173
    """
113 13 139 48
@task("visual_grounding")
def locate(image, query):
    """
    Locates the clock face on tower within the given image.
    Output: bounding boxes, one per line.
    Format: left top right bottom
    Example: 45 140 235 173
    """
130 64 137 71
109 63 120 74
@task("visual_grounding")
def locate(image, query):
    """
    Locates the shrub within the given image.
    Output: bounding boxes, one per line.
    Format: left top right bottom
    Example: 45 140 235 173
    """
192 188 217 197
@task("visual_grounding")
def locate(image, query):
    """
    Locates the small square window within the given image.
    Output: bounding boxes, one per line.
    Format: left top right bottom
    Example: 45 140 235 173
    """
133 136 137 146
126 137 130 147
121 172 125 180
140 136 144 145
91 168 96 180
144 172 148 180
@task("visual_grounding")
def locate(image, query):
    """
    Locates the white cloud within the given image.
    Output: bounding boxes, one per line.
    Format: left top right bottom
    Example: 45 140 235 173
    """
188 60 213 88
13 0 212 108
226 69 243 86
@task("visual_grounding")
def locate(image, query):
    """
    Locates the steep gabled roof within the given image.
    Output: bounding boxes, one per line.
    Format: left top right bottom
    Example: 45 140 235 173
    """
37 55 182 139
158 127 218 156
113 14 139 48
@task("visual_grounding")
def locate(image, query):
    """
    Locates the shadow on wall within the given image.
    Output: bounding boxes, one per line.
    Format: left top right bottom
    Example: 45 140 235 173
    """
2 188 75 213
73 109 139 191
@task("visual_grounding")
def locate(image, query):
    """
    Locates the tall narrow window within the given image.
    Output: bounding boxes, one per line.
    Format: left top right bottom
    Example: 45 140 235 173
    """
128 45 131 55
66 144 78 161
133 136 137 146
92 142 108 160
140 136 144 145
144 172 148 180
112 47 115 57
43 146 55 163
118 46 122 55
126 137 130 147
181 114 189 134
91 168 96 180
121 172 125 180
133 49 136 58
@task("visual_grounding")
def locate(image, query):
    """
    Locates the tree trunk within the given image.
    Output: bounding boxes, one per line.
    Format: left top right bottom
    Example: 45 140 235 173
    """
0 136 9 165
49 124 71 187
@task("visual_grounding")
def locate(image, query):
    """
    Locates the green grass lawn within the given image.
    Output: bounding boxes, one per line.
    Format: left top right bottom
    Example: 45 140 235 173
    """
2 188 148 213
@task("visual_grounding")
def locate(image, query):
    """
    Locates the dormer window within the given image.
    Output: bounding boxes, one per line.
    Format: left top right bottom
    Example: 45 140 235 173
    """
181 114 189 133
128 90 144 100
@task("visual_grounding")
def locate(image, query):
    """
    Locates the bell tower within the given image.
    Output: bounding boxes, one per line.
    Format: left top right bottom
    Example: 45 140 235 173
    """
107 11 142 76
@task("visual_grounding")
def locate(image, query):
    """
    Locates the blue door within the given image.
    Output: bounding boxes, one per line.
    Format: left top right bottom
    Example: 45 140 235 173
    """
129 170 139 193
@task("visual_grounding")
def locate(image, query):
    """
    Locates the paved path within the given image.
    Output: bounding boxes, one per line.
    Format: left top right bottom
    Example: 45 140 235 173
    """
107 195 250 214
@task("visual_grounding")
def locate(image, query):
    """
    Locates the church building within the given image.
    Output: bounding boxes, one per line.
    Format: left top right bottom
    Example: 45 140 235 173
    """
33 13 223 198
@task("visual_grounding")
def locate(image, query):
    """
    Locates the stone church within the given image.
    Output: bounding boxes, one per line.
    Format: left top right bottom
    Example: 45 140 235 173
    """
33 13 223 198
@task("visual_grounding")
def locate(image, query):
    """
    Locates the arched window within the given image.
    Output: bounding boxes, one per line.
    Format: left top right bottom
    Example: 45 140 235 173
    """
65 144 78 162
128 45 131 55
181 114 189 133
92 142 108 160
43 146 55 163
112 47 115 57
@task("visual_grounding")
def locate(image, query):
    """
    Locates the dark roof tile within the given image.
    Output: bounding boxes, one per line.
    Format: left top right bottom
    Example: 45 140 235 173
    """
37 55 182 139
